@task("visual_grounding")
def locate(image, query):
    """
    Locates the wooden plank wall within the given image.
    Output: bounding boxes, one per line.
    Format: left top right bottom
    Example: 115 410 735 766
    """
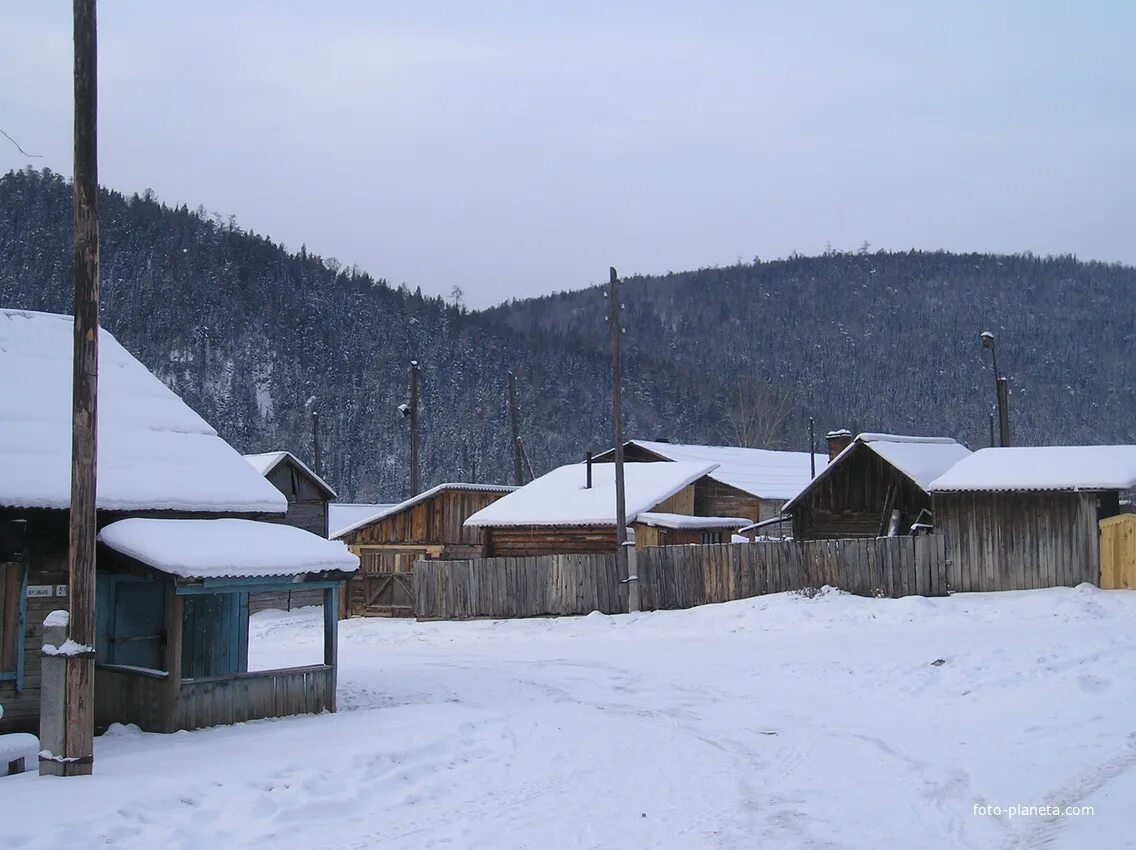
414 536 947 620
937 492 1101 592
175 665 333 731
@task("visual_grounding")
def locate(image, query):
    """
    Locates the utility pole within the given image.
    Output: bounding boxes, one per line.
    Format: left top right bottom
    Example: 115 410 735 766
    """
507 371 523 486
608 267 636 611
310 408 322 477
408 361 419 496
58 0 99 778
808 417 816 478
980 331 1011 447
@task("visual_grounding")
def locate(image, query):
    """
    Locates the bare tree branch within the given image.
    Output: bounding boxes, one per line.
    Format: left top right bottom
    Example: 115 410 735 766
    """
1 129 43 158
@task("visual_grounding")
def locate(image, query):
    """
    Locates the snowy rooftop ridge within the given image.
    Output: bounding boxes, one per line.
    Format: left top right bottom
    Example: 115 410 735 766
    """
605 439 827 501
243 451 338 499
784 432 971 511
929 445 1136 493
335 483 517 539
98 518 359 579
0 309 287 514
464 461 717 528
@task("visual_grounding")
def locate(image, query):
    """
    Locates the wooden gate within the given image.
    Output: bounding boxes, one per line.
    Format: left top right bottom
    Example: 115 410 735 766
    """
347 547 431 617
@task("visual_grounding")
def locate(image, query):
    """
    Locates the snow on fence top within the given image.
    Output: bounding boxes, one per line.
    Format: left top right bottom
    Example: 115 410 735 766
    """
464 461 717 528
329 502 398 539
615 439 827 501
334 483 517 539
634 512 751 530
928 445 1136 493
98 518 360 579
243 451 338 499
0 309 287 514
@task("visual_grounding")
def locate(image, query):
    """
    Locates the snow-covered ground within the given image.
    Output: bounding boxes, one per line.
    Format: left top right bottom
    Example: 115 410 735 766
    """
3 587 1136 849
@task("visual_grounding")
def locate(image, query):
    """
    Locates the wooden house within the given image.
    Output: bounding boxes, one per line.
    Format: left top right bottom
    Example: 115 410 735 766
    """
592 439 826 523
244 451 337 536
244 451 338 613
336 484 514 617
783 433 971 540
929 446 1136 592
464 461 749 556
0 309 357 735
329 502 397 540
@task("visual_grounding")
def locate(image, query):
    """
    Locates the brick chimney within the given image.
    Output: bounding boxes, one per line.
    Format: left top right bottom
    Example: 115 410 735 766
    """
825 429 853 461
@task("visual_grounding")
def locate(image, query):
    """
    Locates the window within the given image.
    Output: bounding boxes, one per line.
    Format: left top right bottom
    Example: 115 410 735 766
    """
0 561 27 688
701 531 724 545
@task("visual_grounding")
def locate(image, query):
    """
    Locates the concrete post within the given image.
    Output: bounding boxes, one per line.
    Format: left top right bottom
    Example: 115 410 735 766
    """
38 609 70 776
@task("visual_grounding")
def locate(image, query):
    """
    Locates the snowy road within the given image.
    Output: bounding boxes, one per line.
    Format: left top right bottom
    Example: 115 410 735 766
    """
3 587 1135 849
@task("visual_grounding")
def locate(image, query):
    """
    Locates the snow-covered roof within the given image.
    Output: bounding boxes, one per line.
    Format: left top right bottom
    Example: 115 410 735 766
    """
464 461 716 528
243 451 338 499
928 446 1136 493
0 309 287 514
98 518 359 579
857 434 973 491
609 439 827 501
329 502 397 538
334 483 516 539
633 512 751 530
784 433 970 511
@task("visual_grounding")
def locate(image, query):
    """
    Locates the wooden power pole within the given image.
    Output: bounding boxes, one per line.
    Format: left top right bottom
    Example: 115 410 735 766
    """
608 268 637 611
507 371 523 486
408 360 419 496
62 0 99 777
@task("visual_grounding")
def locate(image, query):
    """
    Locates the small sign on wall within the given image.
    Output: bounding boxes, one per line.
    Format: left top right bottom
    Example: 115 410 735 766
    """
54 585 68 597
26 585 53 598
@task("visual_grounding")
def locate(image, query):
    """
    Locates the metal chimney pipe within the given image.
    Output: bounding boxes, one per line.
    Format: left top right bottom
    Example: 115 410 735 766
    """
586 451 593 489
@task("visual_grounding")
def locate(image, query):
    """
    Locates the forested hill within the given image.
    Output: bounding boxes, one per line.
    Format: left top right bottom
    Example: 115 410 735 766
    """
493 251 1136 452
2 167 1134 501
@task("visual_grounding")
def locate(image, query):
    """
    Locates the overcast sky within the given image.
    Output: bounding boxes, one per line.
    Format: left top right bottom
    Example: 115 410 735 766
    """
2 2 1133 307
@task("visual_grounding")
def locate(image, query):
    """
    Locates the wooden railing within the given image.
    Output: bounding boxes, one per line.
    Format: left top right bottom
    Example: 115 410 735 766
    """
177 664 334 731
96 663 334 733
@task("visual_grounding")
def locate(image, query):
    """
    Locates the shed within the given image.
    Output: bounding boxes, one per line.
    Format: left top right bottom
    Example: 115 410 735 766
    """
592 439 826 522
0 308 291 735
336 484 515 617
464 461 718 556
244 451 338 613
929 446 1136 592
95 518 357 732
244 451 337 537
784 433 971 540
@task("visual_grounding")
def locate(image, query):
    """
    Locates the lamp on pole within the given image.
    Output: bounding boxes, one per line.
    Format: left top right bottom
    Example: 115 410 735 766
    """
980 331 1010 447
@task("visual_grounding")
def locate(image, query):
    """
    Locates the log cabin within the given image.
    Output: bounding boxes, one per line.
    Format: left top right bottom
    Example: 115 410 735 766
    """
784 432 971 540
335 484 515 617
928 445 1136 592
0 308 357 735
591 439 827 523
464 460 748 556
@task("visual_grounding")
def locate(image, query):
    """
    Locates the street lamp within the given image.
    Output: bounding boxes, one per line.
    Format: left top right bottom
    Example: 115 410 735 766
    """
980 331 1010 447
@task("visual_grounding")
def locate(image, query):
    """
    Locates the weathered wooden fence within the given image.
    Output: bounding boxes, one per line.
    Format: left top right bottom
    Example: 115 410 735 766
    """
414 536 946 620
414 554 627 620
638 535 946 610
